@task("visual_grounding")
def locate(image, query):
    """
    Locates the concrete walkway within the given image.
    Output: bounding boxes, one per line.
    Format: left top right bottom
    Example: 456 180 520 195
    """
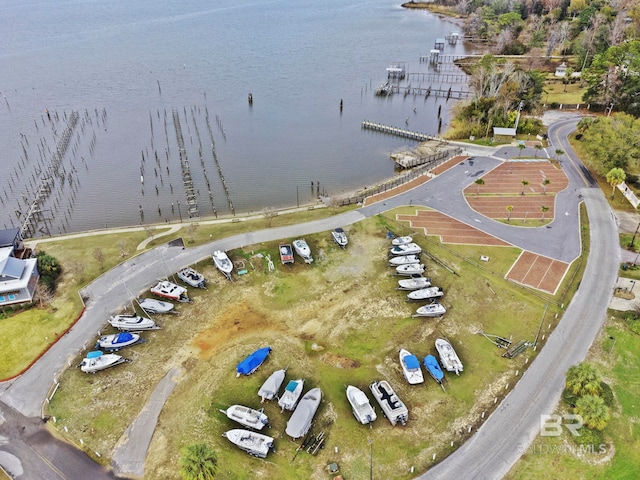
111 367 182 477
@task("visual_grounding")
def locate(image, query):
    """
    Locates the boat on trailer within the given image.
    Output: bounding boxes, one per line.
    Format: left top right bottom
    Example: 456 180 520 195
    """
80 350 128 373
369 380 408 426
236 346 271 377
285 388 322 439
424 354 445 388
150 280 190 302
212 250 233 278
221 405 269 431
278 379 304 411
292 239 313 264
223 429 274 458
279 243 294 265
388 255 420 266
95 332 141 351
389 243 422 256
346 385 377 425
258 368 287 402
399 348 424 385
391 236 413 246
396 263 425 276
331 228 348 248
407 286 444 301
413 302 446 318
177 267 206 289
109 314 158 331
138 297 174 314
397 275 431 291
435 338 463 375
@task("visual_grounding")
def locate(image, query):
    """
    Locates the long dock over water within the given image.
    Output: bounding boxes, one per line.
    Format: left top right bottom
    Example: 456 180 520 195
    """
361 121 440 142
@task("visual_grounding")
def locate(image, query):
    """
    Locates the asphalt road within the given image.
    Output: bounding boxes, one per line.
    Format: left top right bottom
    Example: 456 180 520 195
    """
0 114 619 479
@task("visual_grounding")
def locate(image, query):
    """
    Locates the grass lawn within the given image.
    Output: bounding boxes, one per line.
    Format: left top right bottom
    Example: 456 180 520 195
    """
505 312 640 480
46 209 578 479
544 80 586 105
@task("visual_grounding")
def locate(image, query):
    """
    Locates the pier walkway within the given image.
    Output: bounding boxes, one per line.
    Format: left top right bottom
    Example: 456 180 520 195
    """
361 121 440 142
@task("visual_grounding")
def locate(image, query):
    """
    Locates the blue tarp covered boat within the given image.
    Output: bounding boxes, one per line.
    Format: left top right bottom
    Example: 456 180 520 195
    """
424 354 445 390
236 347 271 377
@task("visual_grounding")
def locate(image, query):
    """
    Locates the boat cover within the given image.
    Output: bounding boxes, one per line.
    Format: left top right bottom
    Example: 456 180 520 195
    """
87 350 103 359
237 347 271 375
115 332 135 343
424 355 444 381
285 380 299 392
404 354 420 370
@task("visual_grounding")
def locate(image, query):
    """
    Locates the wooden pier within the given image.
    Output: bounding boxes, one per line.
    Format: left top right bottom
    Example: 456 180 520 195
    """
361 121 439 142
172 109 199 219
391 84 472 100
405 72 468 84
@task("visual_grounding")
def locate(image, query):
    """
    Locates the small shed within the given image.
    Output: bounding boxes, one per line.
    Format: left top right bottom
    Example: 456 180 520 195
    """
493 127 517 137
555 62 567 77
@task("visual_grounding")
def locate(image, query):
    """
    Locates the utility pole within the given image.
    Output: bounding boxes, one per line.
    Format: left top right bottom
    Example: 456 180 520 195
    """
629 221 640 248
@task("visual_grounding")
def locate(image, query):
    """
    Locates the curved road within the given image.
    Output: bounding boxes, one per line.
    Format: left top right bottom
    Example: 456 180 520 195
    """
0 115 619 479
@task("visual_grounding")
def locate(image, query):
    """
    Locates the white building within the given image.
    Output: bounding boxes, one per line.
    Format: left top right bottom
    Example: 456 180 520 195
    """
0 228 39 307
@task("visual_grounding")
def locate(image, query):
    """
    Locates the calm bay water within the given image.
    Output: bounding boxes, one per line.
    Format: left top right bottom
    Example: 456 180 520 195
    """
0 0 470 235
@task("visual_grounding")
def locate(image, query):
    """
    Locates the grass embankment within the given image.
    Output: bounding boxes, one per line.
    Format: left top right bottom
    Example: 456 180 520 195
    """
505 311 640 479
46 208 580 480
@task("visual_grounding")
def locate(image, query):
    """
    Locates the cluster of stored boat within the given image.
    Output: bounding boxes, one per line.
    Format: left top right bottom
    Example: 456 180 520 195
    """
389 235 446 317
80 250 236 374
220 347 323 458
278 228 348 266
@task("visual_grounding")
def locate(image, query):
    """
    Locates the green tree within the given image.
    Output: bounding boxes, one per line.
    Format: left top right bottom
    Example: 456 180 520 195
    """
475 178 485 195
542 178 551 194
521 179 529 195
606 167 626 199
555 149 564 160
574 394 610 431
180 443 218 480
566 363 602 397
506 205 513 222
518 143 526 157
540 205 549 220
534 144 543 158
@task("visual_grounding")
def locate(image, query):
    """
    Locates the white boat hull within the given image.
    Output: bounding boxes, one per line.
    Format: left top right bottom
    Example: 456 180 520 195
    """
413 303 446 318
399 349 424 385
391 236 413 246
397 276 431 291
80 352 127 373
177 267 206 289
331 228 348 248
389 243 422 256
346 385 377 425
138 298 174 314
369 380 408 426
223 405 269 431
212 250 233 275
388 255 420 266
407 287 444 301
150 280 190 302
292 239 313 264
396 264 425 276
435 338 463 375
223 429 274 458
278 379 304 411
109 314 158 331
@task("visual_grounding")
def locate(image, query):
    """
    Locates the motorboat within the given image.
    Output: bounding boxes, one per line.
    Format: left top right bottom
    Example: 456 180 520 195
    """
223 429 274 458
407 286 444 301
177 267 206 289
369 380 408 426
435 338 463 375
396 263 425 276
108 314 158 331
95 332 141 351
236 346 271 377
150 280 190 303
258 368 287 402
79 350 128 373
399 348 424 385
424 354 445 386
221 405 269 431
279 243 294 264
212 250 233 277
391 236 413 246
138 297 174 314
388 255 420 266
389 243 422 256
285 388 322 439
397 275 431 291
413 303 446 318
278 379 304 411
346 385 377 425
331 228 348 249
292 239 313 264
